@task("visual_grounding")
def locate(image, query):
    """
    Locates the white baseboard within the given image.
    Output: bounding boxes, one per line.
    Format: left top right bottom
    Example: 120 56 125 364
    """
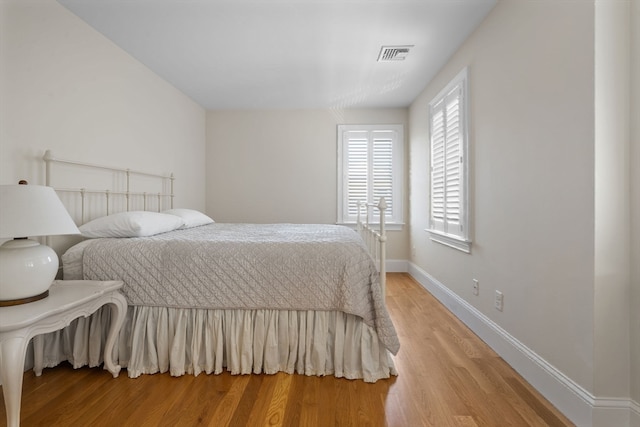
631 402 640 427
408 262 639 427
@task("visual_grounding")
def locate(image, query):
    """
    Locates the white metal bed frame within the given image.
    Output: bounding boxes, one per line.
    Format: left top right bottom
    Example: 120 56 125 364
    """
357 198 387 296
38 151 397 385
44 150 387 297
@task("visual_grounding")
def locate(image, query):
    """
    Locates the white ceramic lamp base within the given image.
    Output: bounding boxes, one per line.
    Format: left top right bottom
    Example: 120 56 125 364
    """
0 239 58 306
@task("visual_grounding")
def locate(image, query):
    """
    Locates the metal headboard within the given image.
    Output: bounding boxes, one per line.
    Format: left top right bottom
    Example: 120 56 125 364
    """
44 150 174 225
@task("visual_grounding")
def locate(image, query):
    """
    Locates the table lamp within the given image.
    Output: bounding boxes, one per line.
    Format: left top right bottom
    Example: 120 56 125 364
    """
0 182 80 306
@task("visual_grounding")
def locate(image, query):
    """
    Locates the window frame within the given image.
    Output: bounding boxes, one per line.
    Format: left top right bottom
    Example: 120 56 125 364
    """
427 68 471 253
337 124 404 230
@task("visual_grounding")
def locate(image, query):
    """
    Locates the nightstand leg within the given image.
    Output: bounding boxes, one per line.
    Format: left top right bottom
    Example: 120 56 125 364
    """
33 335 44 376
0 336 28 427
103 294 127 378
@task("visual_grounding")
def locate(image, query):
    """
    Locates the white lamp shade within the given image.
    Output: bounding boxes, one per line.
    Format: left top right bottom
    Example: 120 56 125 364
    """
0 185 80 238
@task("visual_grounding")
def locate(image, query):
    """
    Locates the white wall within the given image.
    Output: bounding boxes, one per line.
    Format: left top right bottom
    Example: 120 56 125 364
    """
630 0 640 414
206 108 410 260
409 0 639 424
0 0 206 214
594 0 632 409
410 0 595 388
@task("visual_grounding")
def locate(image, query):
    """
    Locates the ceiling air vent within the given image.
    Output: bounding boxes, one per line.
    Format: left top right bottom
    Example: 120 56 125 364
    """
377 45 414 62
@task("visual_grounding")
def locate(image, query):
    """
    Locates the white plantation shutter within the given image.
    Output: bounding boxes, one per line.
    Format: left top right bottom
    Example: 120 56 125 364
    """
444 86 462 235
338 125 403 225
430 103 446 231
346 132 369 218
372 131 394 217
428 68 470 252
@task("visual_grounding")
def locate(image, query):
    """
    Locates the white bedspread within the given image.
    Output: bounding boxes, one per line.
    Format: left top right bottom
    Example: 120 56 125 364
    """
64 223 399 355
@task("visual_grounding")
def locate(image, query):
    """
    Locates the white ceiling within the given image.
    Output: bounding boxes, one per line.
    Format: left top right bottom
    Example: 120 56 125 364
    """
57 0 496 110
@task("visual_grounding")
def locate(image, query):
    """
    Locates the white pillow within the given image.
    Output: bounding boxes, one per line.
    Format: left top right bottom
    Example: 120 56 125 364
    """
163 209 214 229
79 211 185 238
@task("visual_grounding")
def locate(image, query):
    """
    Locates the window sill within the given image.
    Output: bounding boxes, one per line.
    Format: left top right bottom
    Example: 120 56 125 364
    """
338 222 405 232
426 229 471 253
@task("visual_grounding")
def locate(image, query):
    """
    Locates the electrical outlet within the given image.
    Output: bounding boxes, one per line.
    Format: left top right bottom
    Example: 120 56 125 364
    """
495 290 504 311
472 279 479 296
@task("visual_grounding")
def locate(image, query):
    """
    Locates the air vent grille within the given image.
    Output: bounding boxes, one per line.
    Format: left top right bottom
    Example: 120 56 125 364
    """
377 45 414 62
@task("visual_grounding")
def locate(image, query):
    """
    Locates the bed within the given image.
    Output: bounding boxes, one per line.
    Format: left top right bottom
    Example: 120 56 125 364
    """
37 151 399 383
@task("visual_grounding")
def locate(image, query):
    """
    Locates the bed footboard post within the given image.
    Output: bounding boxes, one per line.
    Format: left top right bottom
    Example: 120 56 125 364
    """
378 198 387 298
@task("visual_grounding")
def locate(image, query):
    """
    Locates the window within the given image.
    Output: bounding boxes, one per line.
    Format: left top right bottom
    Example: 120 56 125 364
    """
428 68 471 252
337 124 404 228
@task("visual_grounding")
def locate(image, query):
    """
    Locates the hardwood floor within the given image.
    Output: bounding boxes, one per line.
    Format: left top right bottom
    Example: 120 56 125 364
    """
1 273 574 426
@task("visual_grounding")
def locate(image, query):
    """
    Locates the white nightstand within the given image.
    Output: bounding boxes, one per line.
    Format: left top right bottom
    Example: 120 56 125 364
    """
0 280 127 427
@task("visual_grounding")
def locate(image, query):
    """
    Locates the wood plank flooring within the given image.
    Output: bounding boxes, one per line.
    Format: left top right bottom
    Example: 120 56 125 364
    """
0 273 575 426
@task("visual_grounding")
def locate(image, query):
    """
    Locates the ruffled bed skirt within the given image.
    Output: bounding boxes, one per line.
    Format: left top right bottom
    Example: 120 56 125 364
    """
38 306 397 383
